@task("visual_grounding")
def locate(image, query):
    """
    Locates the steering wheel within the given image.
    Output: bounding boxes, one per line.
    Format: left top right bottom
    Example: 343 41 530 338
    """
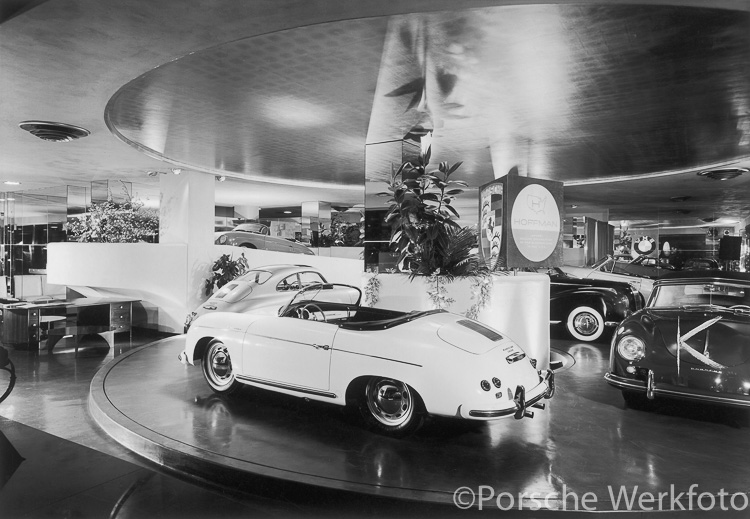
295 303 326 321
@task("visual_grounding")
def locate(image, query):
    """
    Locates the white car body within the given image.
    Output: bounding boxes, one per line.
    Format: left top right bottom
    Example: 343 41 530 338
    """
179 284 554 436
215 223 314 255
561 256 656 300
184 264 327 331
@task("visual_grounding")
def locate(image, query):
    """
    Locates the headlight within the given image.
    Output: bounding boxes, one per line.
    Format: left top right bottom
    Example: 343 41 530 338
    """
217 235 228 245
617 336 645 362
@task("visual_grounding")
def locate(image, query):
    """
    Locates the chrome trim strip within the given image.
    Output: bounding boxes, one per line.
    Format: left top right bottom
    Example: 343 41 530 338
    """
236 375 336 398
335 349 422 367
250 333 334 350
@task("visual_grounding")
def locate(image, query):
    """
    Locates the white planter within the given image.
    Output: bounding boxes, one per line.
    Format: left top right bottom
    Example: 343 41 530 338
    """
362 272 550 369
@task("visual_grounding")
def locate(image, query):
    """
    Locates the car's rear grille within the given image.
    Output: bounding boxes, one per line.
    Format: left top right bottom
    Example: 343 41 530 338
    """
457 319 503 341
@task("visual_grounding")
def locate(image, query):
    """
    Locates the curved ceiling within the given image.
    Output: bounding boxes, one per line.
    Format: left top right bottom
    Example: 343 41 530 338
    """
2 0 750 223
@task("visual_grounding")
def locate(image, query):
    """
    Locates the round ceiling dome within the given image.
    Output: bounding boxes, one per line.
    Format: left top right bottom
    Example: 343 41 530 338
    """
19 121 90 142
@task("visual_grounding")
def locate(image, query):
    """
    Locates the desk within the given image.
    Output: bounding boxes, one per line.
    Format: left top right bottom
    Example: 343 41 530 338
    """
0 298 138 354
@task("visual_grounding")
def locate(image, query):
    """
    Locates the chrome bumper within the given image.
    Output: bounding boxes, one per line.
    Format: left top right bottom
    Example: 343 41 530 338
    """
468 369 555 419
605 371 750 408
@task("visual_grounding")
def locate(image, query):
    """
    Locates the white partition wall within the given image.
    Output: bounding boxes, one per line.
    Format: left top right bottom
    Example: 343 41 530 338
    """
47 243 363 333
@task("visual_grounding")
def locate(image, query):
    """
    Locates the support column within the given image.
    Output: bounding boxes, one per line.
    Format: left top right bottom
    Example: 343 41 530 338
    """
159 171 215 318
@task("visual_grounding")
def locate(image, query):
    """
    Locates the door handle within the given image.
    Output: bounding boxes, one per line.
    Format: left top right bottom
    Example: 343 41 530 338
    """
312 343 330 351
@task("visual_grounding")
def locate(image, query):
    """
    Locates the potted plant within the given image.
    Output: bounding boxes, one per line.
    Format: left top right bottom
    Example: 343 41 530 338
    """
204 253 249 296
385 135 482 279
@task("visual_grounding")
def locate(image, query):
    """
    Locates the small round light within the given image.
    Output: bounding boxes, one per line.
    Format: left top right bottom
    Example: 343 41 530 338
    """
492 377 502 388
218 235 228 245
480 380 491 391
617 336 645 362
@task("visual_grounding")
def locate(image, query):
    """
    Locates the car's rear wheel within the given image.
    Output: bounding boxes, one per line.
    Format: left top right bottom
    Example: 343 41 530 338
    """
239 243 257 249
622 390 652 410
359 377 424 437
566 305 604 342
202 339 241 395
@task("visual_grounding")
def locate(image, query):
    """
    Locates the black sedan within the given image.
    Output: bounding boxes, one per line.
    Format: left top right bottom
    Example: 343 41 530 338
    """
605 270 750 410
535 268 644 342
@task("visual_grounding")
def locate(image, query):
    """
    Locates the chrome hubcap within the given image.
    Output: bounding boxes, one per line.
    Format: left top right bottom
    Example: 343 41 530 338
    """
208 345 232 385
366 378 413 426
574 312 598 335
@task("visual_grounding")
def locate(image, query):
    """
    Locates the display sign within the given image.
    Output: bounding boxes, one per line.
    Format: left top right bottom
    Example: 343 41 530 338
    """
479 174 564 268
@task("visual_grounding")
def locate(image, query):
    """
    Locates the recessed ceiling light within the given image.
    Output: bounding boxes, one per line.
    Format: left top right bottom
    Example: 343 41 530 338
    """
283 210 292 214
697 168 747 180
4 181 20 185
19 120 90 142
6 198 15 201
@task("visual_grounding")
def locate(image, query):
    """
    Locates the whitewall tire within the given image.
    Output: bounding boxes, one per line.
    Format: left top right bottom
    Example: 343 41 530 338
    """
566 306 605 342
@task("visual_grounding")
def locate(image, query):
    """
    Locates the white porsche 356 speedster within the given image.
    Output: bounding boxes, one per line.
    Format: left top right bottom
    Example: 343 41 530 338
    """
179 283 554 436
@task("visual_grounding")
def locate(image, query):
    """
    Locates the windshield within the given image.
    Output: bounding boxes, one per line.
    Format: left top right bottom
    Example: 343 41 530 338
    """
650 282 750 310
591 256 615 272
234 223 269 235
282 283 362 312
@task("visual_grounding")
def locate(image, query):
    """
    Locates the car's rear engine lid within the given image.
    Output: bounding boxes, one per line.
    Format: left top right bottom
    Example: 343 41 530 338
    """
437 319 505 354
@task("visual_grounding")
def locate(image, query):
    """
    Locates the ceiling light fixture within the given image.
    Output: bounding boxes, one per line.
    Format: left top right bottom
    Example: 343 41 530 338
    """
4 181 21 185
283 210 292 214
19 120 90 142
171 168 182 175
696 168 747 181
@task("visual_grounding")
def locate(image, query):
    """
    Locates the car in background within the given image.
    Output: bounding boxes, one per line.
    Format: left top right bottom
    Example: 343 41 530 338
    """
605 270 750 410
560 255 658 300
533 267 644 342
184 264 327 331
215 223 314 255
682 257 720 271
179 283 555 437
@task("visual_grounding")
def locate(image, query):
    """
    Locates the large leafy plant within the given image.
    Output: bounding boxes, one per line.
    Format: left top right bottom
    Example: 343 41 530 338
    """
385 141 481 278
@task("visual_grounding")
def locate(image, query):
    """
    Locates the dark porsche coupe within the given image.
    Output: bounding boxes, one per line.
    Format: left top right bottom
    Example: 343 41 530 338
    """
605 271 750 410
536 268 644 342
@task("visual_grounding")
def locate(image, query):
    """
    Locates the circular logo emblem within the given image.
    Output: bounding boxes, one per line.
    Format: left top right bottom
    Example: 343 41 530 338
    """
510 184 561 262
634 235 656 255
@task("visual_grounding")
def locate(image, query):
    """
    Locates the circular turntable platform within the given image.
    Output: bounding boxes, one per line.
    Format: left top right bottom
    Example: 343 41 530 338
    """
90 336 750 511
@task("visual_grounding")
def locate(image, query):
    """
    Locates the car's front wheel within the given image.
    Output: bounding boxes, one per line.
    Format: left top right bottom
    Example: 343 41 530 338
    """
566 305 604 342
202 339 241 395
359 377 424 437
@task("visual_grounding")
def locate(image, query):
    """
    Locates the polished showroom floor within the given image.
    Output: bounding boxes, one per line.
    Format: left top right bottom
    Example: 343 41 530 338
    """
1 329 748 518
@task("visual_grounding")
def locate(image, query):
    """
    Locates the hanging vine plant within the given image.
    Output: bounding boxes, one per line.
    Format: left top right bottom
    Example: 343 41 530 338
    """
66 184 158 243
